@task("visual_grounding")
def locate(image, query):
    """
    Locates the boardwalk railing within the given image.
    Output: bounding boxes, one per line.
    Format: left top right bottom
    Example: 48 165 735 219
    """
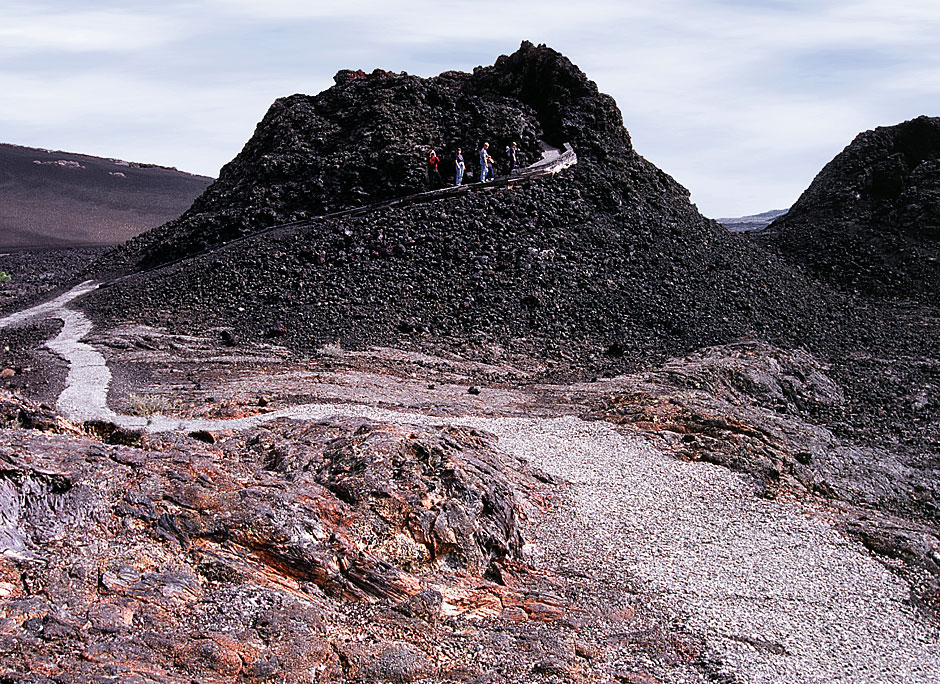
105 142 578 284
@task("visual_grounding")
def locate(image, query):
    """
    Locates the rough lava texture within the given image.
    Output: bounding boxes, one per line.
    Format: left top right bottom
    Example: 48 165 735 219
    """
588 341 940 617
757 115 940 300
81 47 939 517
100 47 562 272
0 390 608 683
0 387 725 684
0 247 106 317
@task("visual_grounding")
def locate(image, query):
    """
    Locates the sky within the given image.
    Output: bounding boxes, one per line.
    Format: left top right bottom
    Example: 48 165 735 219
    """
2 1 938 218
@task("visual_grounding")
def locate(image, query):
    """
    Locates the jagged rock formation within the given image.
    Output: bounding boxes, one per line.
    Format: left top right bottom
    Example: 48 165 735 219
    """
89 42 840 372
756 116 940 300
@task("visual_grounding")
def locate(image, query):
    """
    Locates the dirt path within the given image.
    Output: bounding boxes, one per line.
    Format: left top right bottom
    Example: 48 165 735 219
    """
2 283 939 682
0 280 117 422
478 416 940 684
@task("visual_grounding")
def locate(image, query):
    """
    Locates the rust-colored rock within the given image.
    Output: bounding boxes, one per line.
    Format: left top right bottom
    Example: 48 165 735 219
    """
2 391 635 682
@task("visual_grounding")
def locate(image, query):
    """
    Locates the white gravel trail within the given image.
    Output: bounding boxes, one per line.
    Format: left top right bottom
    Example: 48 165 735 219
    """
0 280 118 422
3 283 939 682
472 416 940 684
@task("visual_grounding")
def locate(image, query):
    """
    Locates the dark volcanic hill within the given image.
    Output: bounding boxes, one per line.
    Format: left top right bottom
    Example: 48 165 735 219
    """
91 42 853 373
755 116 940 300
102 41 653 272
103 58 554 270
0 143 212 250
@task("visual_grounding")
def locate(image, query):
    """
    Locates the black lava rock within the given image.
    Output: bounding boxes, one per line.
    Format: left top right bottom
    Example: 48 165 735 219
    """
87 42 843 376
83 45 939 462
756 115 940 301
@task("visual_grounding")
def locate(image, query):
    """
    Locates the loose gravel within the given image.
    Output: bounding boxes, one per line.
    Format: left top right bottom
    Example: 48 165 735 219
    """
477 416 940 684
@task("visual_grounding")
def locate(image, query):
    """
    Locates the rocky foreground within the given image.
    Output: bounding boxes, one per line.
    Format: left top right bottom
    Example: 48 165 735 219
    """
1 391 573 683
1 306 939 682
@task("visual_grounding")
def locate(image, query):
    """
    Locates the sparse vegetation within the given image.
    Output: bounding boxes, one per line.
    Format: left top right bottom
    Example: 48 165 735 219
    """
0 271 10 284
124 392 177 416
316 340 344 358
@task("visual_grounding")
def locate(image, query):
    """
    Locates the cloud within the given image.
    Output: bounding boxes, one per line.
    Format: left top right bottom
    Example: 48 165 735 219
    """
1 0 938 215
0 68 284 176
0 5 183 53
554 0 940 214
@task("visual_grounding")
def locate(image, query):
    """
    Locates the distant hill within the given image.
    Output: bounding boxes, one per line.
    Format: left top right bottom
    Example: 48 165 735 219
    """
718 209 788 233
0 143 213 249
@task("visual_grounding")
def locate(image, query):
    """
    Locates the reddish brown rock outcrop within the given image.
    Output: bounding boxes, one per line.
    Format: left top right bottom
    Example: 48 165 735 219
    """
0 391 613 683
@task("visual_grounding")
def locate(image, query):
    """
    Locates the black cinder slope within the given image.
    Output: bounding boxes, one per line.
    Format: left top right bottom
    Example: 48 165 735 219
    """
756 116 940 301
88 43 857 371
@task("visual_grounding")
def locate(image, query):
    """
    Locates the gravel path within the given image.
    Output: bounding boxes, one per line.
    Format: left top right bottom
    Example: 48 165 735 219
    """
0 280 116 422
476 416 940 683
3 283 939 682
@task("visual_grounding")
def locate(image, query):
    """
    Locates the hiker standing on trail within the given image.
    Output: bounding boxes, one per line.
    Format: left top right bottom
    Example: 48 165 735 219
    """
455 148 465 186
427 149 442 188
479 143 490 182
506 141 518 174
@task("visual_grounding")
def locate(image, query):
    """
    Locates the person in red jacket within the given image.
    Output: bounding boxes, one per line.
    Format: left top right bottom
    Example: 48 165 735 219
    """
427 149 442 188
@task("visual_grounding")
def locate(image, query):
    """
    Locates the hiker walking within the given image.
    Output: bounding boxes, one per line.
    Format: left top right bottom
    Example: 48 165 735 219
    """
479 143 490 182
427 149 442 188
506 141 518 174
455 148 465 186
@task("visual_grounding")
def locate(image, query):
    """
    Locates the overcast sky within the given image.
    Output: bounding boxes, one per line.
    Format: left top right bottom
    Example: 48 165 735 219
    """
2 1 938 217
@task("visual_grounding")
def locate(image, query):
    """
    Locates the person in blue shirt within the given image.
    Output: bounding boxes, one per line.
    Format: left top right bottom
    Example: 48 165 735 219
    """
455 148 465 186
506 141 518 174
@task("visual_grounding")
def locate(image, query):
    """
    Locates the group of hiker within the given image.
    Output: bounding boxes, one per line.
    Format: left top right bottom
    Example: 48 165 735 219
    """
426 141 518 189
